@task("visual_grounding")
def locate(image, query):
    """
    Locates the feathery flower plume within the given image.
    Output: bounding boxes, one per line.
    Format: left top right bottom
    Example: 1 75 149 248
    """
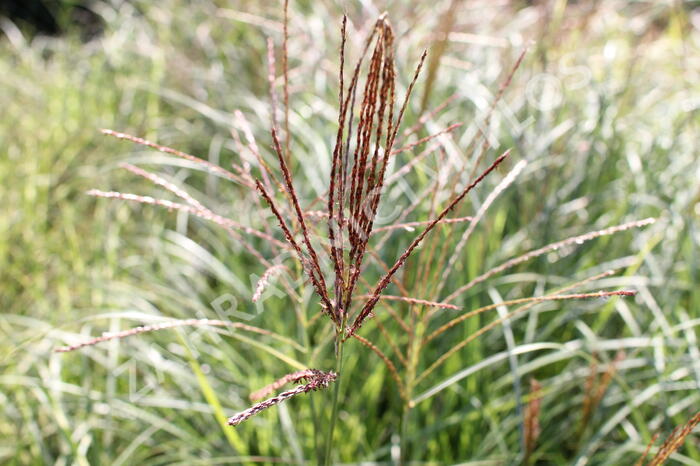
347 150 510 338
418 290 637 383
252 264 287 303
635 434 661 466
443 218 656 303
390 122 462 155
101 129 251 187
437 159 528 294
257 15 438 335
580 351 625 437
353 294 461 310
402 92 459 137
87 189 287 248
372 216 473 233
524 378 543 462
644 411 700 466
55 319 290 353
228 370 337 426
426 290 636 344
120 163 206 210
250 369 325 401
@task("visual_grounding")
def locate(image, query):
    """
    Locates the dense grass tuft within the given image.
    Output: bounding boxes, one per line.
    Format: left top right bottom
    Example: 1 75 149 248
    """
2 1 699 464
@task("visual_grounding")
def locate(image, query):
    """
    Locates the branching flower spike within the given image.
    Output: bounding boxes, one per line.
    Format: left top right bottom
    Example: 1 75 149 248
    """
227 370 337 426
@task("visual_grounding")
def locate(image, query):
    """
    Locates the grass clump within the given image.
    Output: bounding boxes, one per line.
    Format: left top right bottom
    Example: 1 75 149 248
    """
3 1 699 464
53 7 654 464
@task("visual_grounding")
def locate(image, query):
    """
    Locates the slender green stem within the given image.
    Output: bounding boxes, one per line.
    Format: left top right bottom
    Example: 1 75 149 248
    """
299 302 321 461
323 336 345 465
400 312 423 463
400 405 411 465
309 391 322 460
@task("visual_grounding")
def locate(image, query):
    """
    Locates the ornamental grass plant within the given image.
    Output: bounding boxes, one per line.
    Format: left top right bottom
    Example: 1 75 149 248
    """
3 1 699 464
54 6 667 464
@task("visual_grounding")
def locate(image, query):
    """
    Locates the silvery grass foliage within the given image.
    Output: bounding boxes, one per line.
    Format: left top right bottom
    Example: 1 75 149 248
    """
47 5 674 462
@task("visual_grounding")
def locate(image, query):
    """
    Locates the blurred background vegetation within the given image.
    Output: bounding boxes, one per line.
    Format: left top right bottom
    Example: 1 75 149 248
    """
1 0 699 464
